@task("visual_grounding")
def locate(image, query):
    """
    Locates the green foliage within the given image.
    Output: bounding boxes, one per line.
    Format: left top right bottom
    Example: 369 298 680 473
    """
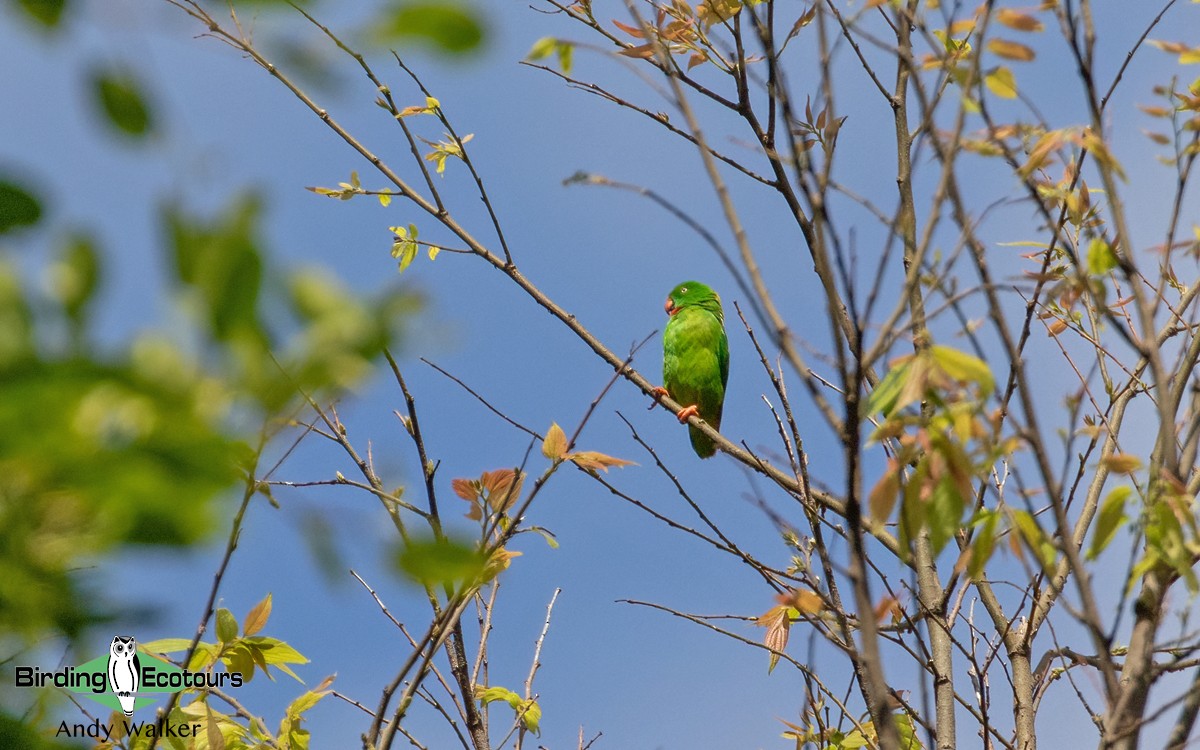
0 178 43 235
278 676 334 750
1087 486 1130 560
47 233 99 339
0 187 413 649
966 508 999 579
90 66 154 138
421 132 474 175
217 607 240 643
10 0 68 29
107 600 322 749
527 36 574 74
864 358 911 419
830 713 922 749
475 685 541 734
1087 237 1118 275
166 195 415 410
866 345 1010 559
1011 509 1058 573
785 711 923 749
395 535 489 587
390 223 422 273
0 349 242 639
145 597 310 685
0 711 76 750
1134 488 1200 592
166 196 266 345
373 1 485 55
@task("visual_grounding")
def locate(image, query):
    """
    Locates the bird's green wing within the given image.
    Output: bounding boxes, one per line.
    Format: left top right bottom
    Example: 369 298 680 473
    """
664 306 727 458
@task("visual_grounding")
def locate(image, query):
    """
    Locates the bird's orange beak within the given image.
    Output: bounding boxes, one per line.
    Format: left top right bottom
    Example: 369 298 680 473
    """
665 298 676 315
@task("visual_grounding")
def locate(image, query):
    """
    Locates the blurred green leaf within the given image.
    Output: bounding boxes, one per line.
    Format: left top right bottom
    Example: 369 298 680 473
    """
90 67 154 138
0 324 243 641
927 475 965 553
1011 509 1057 573
966 508 999 579
864 358 912 418
931 345 994 396
285 267 413 394
395 536 487 586
0 711 77 749
48 233 100 338
0 359 243 547
373 2 485 54
12 0 69 29
165 196 265 344
1088 237 1118 275
1087 486 1130 560
0 261 34 365
140 638 195 654
0 179 43 235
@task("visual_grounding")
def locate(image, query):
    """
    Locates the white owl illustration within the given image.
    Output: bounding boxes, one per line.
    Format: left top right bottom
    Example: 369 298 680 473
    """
107 635 141 717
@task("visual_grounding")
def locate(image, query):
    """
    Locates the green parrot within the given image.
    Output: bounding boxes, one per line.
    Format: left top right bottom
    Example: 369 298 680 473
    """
657 281 729 458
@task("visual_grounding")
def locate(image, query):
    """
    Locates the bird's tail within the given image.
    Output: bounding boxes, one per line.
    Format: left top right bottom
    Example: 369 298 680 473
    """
691 422 715 456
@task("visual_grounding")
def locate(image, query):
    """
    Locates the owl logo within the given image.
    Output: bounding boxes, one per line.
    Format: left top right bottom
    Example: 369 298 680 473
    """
107 636 141 717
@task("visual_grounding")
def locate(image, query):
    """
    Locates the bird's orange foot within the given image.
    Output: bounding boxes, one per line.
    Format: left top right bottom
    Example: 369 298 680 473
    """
648 386 670 411
676 404 700 424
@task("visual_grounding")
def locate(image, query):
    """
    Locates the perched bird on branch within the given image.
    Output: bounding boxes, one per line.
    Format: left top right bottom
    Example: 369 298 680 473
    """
655 281 729 458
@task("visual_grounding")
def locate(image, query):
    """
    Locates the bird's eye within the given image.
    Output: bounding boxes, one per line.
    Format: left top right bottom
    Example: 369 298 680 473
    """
680 287 688 293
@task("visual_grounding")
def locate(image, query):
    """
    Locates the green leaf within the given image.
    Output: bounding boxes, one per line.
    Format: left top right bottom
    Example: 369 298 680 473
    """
931 345 994 396
0 711 78 750
985 66 1018 98
519 699 542 734
395 536 487 587
372 2 485 55
226 643 256 683
529 526 559 549
242 636 308 666
927 475 966 554
14 0 68 29
1011 510 1056 572
91 67 154 138
476 685 521 707
286 677 333 717
0 355 242 645
237 636 309 682
895 712 924 749
1087 237 1118 275
165 196 265 343
1088 486 1130 560
215 607 239 643
528 36 557 60
50 233 100 327
140 638 196 654
967 509 999 579
864 357 913 418
0 178 43 234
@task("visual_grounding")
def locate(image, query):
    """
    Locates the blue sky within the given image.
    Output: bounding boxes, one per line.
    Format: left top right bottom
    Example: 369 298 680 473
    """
3 0 1197 748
